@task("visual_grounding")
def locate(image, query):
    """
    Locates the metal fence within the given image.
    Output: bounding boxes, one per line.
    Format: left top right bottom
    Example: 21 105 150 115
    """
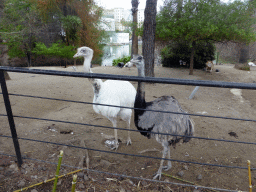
0 66 256 192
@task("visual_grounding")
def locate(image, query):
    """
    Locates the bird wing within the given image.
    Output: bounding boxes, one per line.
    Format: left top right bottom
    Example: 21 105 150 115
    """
138 96 194 139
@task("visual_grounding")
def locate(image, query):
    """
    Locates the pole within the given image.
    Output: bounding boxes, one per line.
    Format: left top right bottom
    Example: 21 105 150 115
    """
247 160 252 192
0 70 23 167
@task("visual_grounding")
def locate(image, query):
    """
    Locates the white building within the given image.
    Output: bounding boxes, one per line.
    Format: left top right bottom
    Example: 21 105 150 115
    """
100 17 115 31
103 8 144 31
138 9 144 28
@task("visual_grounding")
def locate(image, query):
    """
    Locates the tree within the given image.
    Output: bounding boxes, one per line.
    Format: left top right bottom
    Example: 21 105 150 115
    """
239 0 254 64
157 0 256 75
0 0 46 67
0 0 105 66
36 0 105 58
131 0 139 57
61 15 82 46
143 0 158 77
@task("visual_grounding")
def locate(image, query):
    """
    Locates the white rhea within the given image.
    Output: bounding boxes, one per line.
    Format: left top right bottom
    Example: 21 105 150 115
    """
130 55 194 180
73 47 136 150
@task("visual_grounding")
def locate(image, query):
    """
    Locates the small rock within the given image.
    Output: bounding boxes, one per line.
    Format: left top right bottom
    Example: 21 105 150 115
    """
31 189 38 192
57 180 62 185
119 186 126 192
22 164 29 169
17 179 26 188
84 174 89 181
193 190 201 192
177 171 184 177
9 163 19 171
100 159 112 168
164 179 170 183
77 172 84 178
78 183 85 189
197 174 203 180
183 165 189 170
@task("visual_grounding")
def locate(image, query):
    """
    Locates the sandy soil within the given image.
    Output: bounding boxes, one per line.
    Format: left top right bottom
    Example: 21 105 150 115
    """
0 64 256 192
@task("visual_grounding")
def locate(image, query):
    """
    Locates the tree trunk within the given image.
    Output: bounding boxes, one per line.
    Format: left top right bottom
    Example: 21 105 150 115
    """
239 43 249 64
143 0 157 77
131 0 139 58
189 41 195 75
26 52 31 67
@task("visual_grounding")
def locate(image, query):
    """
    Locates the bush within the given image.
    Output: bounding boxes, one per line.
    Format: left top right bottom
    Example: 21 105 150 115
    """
161 41 215 69
112 55 131 66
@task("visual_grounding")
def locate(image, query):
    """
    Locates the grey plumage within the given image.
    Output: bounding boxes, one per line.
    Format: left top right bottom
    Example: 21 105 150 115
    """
130 55 194 180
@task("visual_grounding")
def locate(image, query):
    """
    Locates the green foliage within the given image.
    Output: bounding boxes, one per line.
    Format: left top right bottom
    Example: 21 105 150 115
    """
0 0 106 65
32 42 76 59
0 0 45 66
112 55 131 66
161 41 215 69
61 15 82 45
240 66 250 71
156 0 256 43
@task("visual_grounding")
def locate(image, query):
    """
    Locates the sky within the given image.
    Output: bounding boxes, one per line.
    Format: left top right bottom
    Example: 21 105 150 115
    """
96 0 232 10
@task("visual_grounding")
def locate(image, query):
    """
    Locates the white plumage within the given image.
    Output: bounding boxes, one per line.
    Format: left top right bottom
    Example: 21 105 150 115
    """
73 47 136 150
124 61 134 68
130 55 194 180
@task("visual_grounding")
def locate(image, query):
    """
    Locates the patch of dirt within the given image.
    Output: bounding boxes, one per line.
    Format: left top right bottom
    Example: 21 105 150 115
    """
0 64 256 191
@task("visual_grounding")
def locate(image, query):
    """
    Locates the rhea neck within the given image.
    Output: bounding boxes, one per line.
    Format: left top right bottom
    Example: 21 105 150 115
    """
83 54 103 94
83 54 93 73
135 62 146 108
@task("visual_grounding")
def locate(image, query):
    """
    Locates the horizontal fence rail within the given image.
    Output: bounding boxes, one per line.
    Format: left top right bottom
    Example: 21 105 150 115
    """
1 66 256 89
0 67 255 191
1 92 256 122
0 134 254 170
1 114 256 146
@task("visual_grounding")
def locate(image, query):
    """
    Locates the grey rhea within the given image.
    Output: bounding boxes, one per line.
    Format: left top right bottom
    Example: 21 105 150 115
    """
130 55 194 180
73 47 137 150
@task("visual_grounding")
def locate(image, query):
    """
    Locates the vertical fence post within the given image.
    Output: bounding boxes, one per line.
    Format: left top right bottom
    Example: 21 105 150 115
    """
0 70 23 167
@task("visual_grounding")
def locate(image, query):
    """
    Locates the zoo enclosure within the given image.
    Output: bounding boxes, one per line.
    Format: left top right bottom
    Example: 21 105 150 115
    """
1 66 256 191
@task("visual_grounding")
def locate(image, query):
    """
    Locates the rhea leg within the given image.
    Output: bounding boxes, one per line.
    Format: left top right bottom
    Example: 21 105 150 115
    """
120 110 132 145
126 119 132 145
163 146 172 171
153 145 168 180
110 118 119 150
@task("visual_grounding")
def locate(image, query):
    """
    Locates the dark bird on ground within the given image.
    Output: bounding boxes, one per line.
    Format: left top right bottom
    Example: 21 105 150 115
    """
130 55 194 180
228 131 238 138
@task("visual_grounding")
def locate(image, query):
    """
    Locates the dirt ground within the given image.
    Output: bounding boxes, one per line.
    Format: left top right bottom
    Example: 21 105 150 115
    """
0 64 256 192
